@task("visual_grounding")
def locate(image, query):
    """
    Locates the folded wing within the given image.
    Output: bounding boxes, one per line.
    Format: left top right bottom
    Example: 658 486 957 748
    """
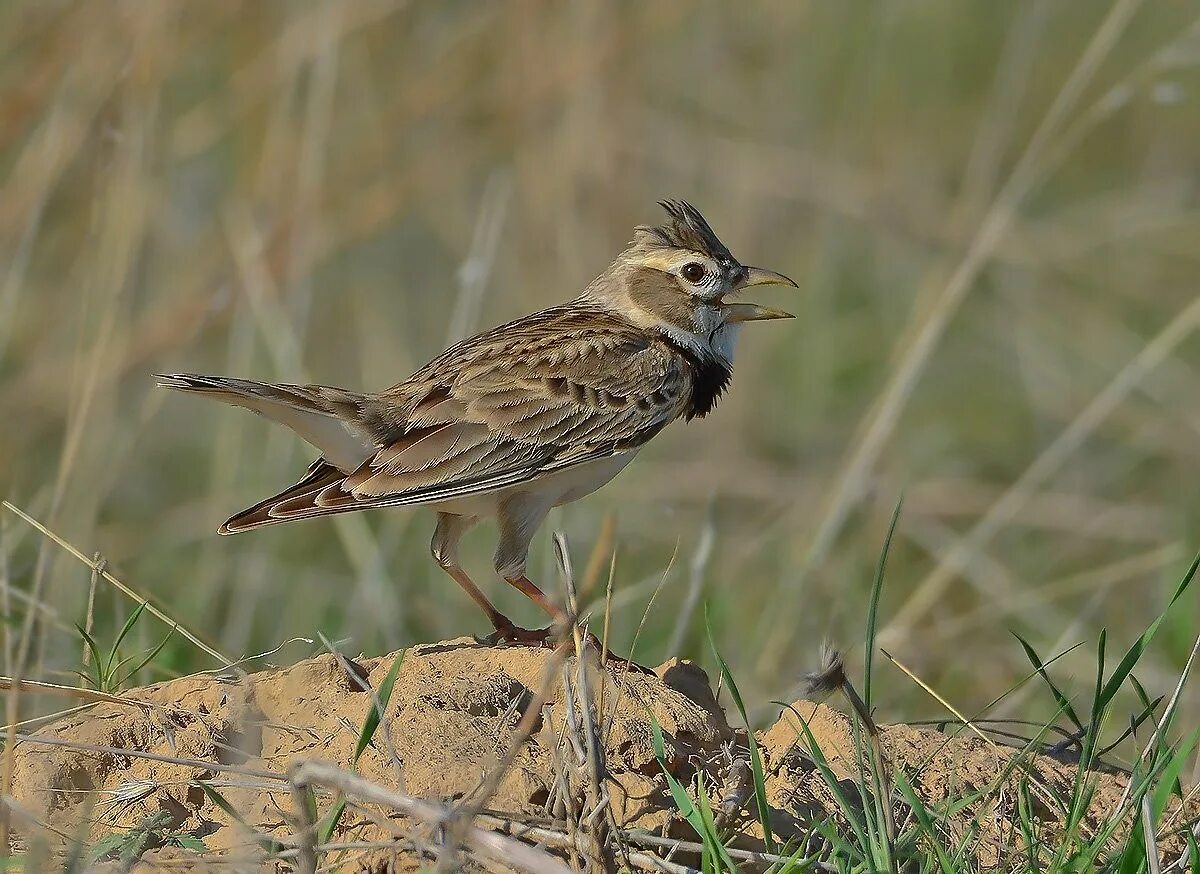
220 306 689 533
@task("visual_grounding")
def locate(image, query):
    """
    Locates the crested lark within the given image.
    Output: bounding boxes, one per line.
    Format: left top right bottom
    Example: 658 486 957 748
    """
158 201 795 656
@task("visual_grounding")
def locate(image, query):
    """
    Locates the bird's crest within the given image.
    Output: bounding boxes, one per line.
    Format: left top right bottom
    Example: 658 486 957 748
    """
634 200 735 263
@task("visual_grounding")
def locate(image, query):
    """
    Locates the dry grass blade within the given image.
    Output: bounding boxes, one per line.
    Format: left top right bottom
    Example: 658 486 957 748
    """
760 0 1147 667
477 814 704 874
445 171 511 347
884 291 1200 644
80 551 101 679
0 676 154 710
880 648 997 749
3 5 1200 869
579 511 618 603
667 503 715 656
1142 793 1163 874
289 760 572 874
0 500 230 665
220 205 403 641
13 732 286 781
0 496 222 853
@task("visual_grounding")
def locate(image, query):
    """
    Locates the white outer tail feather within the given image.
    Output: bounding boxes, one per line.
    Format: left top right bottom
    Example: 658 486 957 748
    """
155 372 373 471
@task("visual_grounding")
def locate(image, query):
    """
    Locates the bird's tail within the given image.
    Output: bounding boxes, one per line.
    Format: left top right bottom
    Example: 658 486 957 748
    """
154 372 373 471
217 458 348 534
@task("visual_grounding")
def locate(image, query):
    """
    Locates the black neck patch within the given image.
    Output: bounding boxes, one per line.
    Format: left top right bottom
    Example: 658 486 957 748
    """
662 336 733 420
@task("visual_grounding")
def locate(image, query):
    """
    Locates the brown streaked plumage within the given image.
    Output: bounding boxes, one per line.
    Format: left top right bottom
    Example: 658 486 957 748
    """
157 200 796 662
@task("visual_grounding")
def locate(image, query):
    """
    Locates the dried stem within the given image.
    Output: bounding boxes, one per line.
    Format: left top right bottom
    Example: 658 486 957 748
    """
288 760 572 874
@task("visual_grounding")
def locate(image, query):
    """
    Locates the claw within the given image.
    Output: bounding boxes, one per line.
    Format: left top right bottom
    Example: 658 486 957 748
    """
476 624 654 674
479 623 554 647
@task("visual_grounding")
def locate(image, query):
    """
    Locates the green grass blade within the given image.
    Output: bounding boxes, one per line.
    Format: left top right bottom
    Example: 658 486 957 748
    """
705 606 775 854
318 649 406 846
695 771 737 872
198 782 248 825
110 601 148 659
1011 630 1083 731
354 649 405 763
1097 690 1162 759
865 497 902 713
1151 725 1200 822
649 715 736 871
774 701 870 855
1092 627 1107 723
1130 674 1153 715
892 768 954 874
115 626 177 690
1015 779 1038 871
1072 551 1200 859
198 783 285 854
1098 553 1199 712
73 624 105 690
317 797 347 851
1115 802 1149 874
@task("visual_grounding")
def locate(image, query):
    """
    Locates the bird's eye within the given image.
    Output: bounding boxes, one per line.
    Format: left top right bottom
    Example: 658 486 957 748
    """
680 262 707 284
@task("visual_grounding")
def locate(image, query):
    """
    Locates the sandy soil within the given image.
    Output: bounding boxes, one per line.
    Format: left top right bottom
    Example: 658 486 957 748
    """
9 638 1191 870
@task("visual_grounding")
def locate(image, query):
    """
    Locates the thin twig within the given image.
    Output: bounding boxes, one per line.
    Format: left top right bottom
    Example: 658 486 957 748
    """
480 813 697 874
0 500 230 665
603 542 680 748
0 676 156 709
14 731 286 780
289 761 572 874
479 812 841 873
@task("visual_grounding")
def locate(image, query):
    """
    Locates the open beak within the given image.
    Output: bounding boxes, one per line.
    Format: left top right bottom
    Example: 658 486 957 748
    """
723 302 794 322
739 266 799 290
723 265 798 322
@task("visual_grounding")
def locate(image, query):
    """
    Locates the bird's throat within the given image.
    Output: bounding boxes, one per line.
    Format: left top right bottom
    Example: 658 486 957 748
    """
660 335 733 420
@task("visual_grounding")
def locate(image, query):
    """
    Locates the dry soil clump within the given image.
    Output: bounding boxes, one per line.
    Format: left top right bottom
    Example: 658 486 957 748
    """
9 639 1190 870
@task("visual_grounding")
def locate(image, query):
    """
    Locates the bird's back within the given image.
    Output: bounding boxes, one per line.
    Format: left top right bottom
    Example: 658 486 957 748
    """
213 301 706 532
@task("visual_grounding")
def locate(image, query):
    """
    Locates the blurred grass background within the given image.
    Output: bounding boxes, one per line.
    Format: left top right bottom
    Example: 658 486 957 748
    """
2 0 1200 728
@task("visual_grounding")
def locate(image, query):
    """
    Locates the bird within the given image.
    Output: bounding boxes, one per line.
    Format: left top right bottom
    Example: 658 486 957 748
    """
157 200 795 661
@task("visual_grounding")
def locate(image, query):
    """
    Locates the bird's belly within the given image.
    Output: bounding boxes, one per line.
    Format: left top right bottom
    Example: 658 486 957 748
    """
424 452 638 517
549 451 638 506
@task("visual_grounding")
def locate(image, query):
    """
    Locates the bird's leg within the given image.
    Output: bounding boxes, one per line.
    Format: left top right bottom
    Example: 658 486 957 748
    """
492 499 649 670
431 513 538 639
501 573 567 624
478 573 556 646
501 571 652 672
485 498 559 646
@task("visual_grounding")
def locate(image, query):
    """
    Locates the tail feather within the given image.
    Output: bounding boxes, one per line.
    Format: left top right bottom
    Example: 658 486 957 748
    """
218 459 347 534
155 372 373 470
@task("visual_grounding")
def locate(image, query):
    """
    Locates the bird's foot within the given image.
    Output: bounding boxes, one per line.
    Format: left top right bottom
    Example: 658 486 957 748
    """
478 623 554 647
477 624 654 674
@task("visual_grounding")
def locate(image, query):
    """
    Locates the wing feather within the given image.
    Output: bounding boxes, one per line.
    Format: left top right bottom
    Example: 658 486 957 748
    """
220 305 692 530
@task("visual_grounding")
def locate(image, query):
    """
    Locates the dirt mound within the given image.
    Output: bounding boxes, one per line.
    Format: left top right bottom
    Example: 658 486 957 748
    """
9 639 1189 870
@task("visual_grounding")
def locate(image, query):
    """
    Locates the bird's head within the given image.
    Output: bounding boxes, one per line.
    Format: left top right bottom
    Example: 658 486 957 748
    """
585 200 796 363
